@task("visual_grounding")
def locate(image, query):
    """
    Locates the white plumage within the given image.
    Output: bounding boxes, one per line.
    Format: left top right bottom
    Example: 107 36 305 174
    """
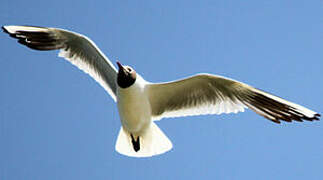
3 25 320 158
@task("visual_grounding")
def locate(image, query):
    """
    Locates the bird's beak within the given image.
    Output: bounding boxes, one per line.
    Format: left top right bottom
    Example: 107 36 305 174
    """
116 61 124 71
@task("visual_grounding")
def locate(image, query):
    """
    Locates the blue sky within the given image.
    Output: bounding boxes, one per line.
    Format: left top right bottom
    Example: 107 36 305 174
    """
1 0 322 179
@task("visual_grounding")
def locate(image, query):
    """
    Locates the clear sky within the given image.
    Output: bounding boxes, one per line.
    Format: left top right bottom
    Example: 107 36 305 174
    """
1 0 322 179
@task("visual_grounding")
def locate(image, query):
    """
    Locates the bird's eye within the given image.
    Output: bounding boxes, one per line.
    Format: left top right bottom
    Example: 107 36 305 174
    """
127 68 132 72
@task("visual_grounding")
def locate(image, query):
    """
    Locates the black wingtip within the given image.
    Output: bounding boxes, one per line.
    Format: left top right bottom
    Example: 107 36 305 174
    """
313 113 321 121
271 119 281 124
2 26 9 34
301 113 320 121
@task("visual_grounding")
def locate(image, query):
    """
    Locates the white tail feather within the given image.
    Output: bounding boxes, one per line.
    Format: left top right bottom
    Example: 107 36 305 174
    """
115 122 172 157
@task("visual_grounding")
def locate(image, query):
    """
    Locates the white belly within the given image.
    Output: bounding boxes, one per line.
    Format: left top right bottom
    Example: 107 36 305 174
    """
117 82 151 135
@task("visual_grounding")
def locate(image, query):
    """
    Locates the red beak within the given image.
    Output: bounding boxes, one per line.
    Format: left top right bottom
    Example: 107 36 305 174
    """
116 61 124 70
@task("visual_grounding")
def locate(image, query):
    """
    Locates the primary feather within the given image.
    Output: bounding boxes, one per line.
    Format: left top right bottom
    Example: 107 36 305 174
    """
2 25 118 101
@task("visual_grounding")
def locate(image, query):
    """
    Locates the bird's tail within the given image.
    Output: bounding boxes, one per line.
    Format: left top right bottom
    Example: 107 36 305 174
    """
115 122 172 157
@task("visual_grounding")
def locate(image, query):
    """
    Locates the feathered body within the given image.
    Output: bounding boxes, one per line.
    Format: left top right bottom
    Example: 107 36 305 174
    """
2 25 320 158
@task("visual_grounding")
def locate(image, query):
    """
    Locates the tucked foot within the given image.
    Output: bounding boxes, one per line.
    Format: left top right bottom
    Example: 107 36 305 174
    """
130 134 140 152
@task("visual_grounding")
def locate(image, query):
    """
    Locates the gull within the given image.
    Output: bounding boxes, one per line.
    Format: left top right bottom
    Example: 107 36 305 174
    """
3 25 320 157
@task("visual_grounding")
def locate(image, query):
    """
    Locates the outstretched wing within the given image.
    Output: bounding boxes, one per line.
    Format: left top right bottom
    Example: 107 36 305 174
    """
147 73 320 123
3 25 118 101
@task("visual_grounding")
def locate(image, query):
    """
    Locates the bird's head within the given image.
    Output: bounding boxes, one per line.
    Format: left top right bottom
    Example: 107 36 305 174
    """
116 61 137 88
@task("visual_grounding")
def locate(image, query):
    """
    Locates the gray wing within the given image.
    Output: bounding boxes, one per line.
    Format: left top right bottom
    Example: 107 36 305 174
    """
147 73 320 123
3 25 118 101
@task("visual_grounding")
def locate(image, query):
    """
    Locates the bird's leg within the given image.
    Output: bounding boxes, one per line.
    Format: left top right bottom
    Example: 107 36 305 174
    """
130 134 140 152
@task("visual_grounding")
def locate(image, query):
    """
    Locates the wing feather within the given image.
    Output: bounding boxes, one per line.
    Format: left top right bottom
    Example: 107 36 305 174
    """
147 73 320 123
3 25 117 101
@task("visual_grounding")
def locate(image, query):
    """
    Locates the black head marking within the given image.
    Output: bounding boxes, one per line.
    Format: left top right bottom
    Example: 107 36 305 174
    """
116 61 137 88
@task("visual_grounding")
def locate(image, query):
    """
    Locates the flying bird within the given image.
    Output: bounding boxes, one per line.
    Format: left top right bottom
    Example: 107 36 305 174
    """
3 25 320 157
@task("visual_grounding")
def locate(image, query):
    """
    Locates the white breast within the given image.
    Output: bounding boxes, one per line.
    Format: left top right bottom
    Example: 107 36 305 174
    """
117 76 151 134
